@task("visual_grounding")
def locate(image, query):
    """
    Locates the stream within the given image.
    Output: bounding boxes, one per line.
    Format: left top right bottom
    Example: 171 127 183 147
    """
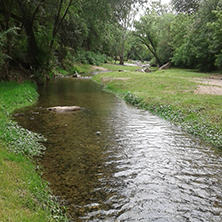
15 77 222 221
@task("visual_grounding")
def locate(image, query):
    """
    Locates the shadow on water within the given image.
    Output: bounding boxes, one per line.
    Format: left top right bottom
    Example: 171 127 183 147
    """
15 77 222 221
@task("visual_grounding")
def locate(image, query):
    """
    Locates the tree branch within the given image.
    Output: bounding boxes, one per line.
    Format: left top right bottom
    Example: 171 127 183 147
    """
31 0 46 23
0 8 23 22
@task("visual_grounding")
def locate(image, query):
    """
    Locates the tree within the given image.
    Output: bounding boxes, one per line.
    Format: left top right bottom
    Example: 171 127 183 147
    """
0 0 152 81
134 16 161 66
0 0 16 80
170 0 222 71
206 5 222 69
0 27 18 80
171 0 199 14
105 0 149 64
170 14 194 68
0 0 44 69
133 2 173 67
0 0 82 74
118 5 138 65
0 0 14 57
16 0 47 68
126 33 152 62
48 0 81 51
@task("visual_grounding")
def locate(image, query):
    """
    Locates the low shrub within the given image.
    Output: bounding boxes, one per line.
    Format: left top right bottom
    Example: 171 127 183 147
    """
76 51 108 65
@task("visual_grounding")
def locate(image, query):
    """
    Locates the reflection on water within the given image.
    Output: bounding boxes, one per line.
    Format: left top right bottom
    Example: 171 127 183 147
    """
16 78 222 221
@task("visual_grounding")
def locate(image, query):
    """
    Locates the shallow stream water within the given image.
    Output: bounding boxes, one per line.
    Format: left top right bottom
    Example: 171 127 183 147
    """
16 77 222 221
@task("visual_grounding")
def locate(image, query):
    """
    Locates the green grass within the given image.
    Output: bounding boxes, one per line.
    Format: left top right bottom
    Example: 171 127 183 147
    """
54 63 97 77
0 81 67 221
93 65 222 148
0 81 46 156
0 81 38 116
73 63 96 74
0 144 51 222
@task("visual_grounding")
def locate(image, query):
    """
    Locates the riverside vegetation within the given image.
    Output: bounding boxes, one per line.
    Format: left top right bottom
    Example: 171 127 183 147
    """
0 63 104 221
0 81 68 221
93 63 222 148
0 63 221 221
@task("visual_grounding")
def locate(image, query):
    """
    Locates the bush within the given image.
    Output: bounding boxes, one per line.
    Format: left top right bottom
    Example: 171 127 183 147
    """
76 51 108 65
149 57 158 67
124 92 144 106
58 49 110 75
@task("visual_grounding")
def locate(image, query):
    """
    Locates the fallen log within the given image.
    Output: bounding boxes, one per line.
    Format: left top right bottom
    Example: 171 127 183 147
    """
159 62 170 70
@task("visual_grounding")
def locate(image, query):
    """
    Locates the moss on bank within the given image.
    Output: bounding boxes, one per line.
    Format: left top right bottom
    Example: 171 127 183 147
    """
93 64 222 148
0 81 68 221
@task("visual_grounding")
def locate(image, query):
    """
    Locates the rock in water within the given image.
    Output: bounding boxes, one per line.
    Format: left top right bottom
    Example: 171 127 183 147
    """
47 106 81 112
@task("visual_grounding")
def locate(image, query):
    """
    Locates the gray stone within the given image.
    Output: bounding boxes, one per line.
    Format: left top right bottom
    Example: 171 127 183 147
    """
47 106 81 112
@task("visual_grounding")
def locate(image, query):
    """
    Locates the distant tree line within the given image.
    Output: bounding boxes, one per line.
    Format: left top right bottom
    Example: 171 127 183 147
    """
133 0 222 71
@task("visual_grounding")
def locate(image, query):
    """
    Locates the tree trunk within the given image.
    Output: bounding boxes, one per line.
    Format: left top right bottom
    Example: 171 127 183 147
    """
119 39 125 65
49 0 73 51
16 0 40 68
132 47 143 62
119 55 124 65
154 54 162 67
23 19 39 68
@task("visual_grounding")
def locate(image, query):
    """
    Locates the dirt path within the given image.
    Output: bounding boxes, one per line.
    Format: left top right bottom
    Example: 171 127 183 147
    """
91 65 109 71
194 76 222 95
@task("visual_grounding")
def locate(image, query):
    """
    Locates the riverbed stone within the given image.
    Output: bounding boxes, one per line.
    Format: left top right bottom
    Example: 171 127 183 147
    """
47 106 81 112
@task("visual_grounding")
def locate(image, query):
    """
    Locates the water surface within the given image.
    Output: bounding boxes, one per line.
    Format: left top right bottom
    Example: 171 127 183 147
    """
16 77 222 221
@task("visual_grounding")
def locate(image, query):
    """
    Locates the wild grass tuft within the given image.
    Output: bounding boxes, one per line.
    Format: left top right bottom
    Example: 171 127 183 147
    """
0 81 45 157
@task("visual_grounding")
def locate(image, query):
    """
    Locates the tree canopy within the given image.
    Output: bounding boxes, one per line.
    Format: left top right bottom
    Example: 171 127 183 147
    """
132 0 222 71
0 0 145 80
0 0 222 82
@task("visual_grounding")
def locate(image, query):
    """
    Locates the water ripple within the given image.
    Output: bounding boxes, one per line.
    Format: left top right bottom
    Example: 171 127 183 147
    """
82 102 222 221
15 79 222 221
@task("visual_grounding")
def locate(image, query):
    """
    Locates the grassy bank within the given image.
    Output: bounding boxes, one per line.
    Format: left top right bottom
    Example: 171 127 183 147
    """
0 81 67 221
54 63 94 76
93 64 222 148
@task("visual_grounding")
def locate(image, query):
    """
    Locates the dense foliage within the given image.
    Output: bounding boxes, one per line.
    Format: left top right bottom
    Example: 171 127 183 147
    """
170 0 222 71
0 0 222 81
0 0 145 81
133 0 222 70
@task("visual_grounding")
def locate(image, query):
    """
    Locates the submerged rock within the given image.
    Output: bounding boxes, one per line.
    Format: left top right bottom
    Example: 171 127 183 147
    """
47 106 81 112
72 71 81 78
13 113 25 117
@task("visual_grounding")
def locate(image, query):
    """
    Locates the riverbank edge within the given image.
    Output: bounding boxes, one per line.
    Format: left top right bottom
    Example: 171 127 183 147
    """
0 81 68 221
92 66 222 149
